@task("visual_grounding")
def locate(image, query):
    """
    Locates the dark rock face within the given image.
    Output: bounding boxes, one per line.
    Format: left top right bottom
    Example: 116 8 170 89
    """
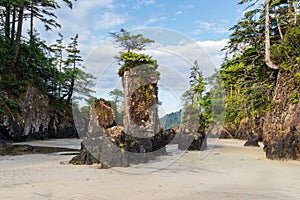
236 115 264 141
0 95 22 141
176 108 207 151
0 86 78 142
69 142 101 165
263 70 300 160
0 113 22 141
177 124 207 151
48 113 77 139
244 138 260 147
70 125 160 167
21 87 50 140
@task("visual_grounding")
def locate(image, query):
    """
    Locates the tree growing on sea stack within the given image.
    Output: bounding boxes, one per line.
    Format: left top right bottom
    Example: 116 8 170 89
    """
112 29 162 153
70 29 165 167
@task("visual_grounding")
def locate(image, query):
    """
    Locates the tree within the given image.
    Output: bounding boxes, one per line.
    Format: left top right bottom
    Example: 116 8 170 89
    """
62 34 95 103
265 0 279 69
61 34 80 103
109 89 123 108
109 89 124 125
11 0 25 69
182 60 207 130
189 60 205 107
50 33 65 97
27 0 75 42
110 28 154 53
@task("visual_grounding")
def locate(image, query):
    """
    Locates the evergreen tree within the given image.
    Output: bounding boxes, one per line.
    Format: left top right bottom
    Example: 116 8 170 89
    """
110 28 154 53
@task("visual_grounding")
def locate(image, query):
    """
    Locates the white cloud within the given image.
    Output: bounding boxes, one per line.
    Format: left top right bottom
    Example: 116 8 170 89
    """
133 0 157 9
142 16 167 26
36 0 131 60
175 11 182 15
94 12 129 30
197 39 228 67
79 30 227 113
194 20 230 34
178 4 195 9
142 0 156 5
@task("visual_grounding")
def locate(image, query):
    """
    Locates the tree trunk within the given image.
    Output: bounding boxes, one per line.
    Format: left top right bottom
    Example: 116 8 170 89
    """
275 7 284 40
264 0 279 70
11 6 16 42
67 63 76 103
5 4 11 40
11 5 24 69
30 1 34 43
67 80 74 104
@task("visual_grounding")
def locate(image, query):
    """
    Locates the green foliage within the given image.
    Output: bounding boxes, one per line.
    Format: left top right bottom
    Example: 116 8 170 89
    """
0 1 94 119
221 0 300 131
290 92 299 104
117 52 158 76
109 89 124 125
110 28 154 53
0 94 21 116
182 60 211 132
160 110 182 129
272 26 300 69
294 73 300 87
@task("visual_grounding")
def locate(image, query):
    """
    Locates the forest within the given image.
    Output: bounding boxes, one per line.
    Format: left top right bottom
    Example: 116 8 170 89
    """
0 0 94 141
218 0 300 159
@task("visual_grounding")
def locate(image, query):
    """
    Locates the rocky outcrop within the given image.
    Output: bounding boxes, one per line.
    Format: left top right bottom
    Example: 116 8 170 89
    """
21 87 50 139
177 125 207 151
122 66 160 140
48 112 77 139
177 107 207 151
236 115 264 141
0 94 22 141
70 64 168 167
0 86 78 142
244 138 260 147
263 68 300 160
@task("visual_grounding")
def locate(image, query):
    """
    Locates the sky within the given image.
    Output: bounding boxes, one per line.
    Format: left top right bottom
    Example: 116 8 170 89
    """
36 0 246 115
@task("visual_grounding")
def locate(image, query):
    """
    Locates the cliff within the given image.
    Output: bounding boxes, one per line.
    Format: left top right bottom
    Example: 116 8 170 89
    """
0 86 77 143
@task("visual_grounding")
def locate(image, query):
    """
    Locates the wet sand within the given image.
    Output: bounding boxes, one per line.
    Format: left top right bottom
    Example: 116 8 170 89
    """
0 139 300 200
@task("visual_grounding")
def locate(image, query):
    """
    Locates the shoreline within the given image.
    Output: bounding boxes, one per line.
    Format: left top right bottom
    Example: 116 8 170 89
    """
0 139 300 199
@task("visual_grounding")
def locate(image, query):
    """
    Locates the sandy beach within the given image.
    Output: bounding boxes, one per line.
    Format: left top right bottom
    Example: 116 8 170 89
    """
0 139 300 200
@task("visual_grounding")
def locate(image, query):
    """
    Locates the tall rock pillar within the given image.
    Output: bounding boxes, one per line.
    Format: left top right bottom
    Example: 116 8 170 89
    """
122 65 160 152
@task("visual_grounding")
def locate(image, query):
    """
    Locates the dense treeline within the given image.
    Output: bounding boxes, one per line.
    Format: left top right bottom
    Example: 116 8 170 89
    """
0 0 95 141
220 0 299 135
220 0 300 159
0 0 94 114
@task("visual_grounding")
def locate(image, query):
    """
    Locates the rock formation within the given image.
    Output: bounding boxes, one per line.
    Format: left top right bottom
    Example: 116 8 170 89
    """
263 70 300 160
70 65 166 167
0 86 77 142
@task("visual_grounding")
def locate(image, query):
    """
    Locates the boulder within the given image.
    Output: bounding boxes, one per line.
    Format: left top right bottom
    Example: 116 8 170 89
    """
244 138 260 147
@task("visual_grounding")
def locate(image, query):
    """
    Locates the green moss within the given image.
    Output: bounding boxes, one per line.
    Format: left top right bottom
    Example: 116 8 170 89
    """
118 52 158 76
294 73 300 87
289 92 299 104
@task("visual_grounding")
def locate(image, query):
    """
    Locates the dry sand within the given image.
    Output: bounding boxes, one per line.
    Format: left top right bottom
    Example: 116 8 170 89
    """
0 139 300 200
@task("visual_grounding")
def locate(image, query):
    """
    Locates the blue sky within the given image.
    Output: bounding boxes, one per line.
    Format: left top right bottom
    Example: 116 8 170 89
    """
37 0 246 115
40 0 244 55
